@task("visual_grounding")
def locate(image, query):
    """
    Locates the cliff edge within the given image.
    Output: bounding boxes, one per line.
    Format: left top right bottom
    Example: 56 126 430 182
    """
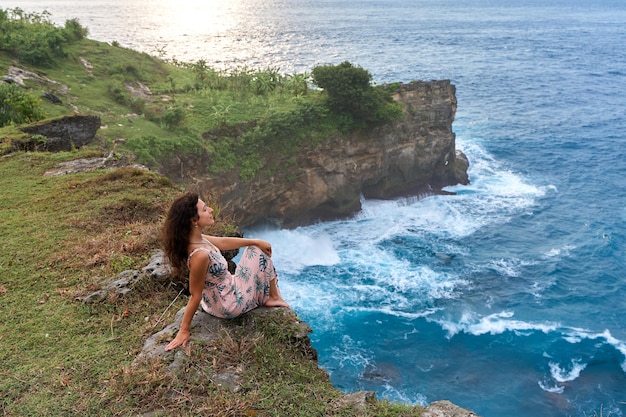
197 80 469 228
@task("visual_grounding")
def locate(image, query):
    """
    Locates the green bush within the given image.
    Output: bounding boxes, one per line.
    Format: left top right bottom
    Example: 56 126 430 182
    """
0 8 88 67
126 134 203 166
108 63 145 82
0 83 45 127
251 67 281 95
209 102 329 179
63 18 88 41
311 61 401 127
162 106 185 129
107 81 129 105
312 61 372 114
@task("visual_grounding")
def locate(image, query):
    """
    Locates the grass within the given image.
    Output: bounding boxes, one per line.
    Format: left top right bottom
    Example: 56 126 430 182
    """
0 150 180 415
1 16 401 180
0 10 420 416
0 38 338 179
0 149 429 416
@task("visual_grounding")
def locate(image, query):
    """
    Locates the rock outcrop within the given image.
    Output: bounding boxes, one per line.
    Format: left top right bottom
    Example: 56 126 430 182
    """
195 80 469 228
17 115 101 152
43 151 147 176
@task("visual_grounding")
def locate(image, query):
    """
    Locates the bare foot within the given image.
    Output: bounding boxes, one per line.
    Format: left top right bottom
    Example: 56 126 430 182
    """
265 297 290 309
267 278 289 308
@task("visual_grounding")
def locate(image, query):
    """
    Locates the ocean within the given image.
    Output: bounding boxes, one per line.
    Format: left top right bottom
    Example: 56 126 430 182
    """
4 1 625 415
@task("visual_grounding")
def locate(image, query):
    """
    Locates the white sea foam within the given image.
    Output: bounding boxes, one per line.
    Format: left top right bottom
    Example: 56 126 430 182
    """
380 383 428 406
549 359 587 383
328 335 374 374
436 310 560 338
249 227 340 272
487 257 537 278
542 244 577 260
562 328 626 372
342 306 439 320
538 380 565 394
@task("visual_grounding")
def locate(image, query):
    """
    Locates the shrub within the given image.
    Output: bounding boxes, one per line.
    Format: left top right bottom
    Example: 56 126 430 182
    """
209 102 328 179
162 106 185 129
251 67 281 95
0 83 45 127
63 18 88 41
130 98 146 115
311 61 401 127
0 8 88 66
108 64 144 81
125 134 204 167
107 81 129 105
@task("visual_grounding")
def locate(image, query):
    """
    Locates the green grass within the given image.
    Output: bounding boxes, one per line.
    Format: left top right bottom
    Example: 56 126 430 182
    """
1 18 402 181
0 10 421 415
0 150 429 416
0 37 337 178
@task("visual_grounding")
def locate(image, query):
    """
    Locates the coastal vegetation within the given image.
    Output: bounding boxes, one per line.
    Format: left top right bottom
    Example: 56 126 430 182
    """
0 8 423 416
0 7 401 181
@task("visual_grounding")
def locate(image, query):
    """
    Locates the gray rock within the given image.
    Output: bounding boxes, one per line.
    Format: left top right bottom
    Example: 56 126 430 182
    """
43 152 147 176
18 115 101 152
76 268 144 303
42 92 62 104
422 400 479 417
141 250 173 286
334 391 376 412
79 289 108 304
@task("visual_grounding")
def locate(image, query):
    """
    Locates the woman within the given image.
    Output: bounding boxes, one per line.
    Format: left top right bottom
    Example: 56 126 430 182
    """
161 192 289 351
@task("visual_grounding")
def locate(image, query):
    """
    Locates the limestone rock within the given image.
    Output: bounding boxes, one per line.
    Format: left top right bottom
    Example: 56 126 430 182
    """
76 269 143 303
141 250 174 286
6 66 69 93
186 80 469 228
334 391 376 413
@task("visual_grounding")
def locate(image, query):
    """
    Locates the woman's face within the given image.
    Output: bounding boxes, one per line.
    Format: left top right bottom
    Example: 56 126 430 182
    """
196 199 215 227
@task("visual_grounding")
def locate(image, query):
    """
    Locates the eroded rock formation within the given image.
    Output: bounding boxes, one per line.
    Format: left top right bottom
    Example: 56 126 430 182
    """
17 115 101 152
196 80 469 228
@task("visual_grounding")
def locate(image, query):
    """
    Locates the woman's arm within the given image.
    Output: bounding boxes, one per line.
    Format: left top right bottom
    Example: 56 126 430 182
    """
204 235 272 257
165 251 208 351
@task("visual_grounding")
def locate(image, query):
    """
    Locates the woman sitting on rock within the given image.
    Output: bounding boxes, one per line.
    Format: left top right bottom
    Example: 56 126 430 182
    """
161 192 289 351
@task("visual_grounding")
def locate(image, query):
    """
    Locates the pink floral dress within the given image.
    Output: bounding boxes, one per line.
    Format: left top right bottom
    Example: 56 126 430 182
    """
188 239 276 318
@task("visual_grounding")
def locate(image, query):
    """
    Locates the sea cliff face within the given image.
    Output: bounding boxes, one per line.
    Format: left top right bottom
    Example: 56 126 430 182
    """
198 80 469 228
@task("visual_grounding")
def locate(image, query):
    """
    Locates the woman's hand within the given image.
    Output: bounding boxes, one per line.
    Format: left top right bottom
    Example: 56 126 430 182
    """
255 239 272 257
165 328 190 351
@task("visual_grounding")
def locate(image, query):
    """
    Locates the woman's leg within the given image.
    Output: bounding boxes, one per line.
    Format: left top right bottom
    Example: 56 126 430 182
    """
265 277 290 308
238 246 290 309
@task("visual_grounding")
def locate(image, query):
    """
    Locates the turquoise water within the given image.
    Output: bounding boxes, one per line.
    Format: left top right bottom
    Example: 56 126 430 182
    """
7 0 626 415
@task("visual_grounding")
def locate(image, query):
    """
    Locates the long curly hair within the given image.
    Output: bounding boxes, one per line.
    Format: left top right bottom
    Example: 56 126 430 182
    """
161 192 199 272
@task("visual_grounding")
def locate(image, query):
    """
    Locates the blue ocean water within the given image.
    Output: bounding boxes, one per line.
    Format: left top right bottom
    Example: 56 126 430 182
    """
7 1 626 415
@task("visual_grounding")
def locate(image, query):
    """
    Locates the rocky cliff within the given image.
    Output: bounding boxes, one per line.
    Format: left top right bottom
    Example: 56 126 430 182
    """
8 78 469 229
196 80 469 228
